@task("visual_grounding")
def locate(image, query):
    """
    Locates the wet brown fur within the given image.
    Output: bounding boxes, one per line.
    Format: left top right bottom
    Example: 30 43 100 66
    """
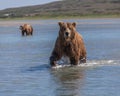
19 24 33 36
50 22 86 67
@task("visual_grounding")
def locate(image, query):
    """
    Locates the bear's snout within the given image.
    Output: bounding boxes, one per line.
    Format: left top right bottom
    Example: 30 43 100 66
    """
65 32 69 36
64 31 70 39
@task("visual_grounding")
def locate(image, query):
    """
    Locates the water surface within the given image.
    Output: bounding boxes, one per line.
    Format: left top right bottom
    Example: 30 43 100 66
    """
0 19 120 96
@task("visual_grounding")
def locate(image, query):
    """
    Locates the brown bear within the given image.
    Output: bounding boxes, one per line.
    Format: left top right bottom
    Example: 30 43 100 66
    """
50 22 87 67
19 24 33 36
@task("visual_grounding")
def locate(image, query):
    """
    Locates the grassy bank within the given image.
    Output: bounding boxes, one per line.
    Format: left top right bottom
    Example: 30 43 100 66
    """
0 14 120 21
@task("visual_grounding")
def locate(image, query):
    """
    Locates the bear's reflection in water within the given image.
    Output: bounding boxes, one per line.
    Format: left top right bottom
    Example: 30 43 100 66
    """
52 67 85 96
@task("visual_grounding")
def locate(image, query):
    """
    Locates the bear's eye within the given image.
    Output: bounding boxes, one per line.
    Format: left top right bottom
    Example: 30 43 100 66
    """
69 27 72 30
62 27 66 31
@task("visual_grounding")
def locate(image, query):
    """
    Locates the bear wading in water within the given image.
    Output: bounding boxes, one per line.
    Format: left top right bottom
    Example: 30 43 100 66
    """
50 22 87 67
19 24 33 36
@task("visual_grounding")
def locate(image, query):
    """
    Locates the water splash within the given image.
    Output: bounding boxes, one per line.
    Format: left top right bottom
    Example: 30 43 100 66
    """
52 60 120 69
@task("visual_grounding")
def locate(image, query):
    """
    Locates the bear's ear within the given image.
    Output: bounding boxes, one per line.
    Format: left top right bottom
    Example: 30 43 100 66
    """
72 22 76 28
58 22 64 27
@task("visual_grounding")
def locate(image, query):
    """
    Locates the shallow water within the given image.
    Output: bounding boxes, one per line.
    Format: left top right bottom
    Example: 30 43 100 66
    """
0 19 120 96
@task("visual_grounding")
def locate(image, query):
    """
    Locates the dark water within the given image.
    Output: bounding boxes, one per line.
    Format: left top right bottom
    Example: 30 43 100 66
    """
0 19 120 96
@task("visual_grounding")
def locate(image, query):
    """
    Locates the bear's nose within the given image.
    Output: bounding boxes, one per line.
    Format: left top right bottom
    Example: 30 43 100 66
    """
65 32 69 36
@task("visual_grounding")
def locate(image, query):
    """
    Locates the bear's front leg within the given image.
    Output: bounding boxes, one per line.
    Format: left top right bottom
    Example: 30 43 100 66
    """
22 31 25 36
50 55 57 67
49 52 62 67
70 57 79 66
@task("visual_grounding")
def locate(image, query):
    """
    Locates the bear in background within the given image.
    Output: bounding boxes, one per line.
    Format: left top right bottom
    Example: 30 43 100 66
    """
19 24 33 36
50 22 87 67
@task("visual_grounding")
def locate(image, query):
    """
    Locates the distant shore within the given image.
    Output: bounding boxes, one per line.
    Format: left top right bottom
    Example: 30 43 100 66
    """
0 14 120 21
0 16 120 27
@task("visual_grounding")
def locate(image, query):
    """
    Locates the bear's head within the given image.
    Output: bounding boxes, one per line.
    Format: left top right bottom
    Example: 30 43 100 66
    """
58 22 76 41
19 25 24 31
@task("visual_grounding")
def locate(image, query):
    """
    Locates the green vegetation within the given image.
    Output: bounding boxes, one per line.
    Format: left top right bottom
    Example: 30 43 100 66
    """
0 14 120 21
0 0 120 19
